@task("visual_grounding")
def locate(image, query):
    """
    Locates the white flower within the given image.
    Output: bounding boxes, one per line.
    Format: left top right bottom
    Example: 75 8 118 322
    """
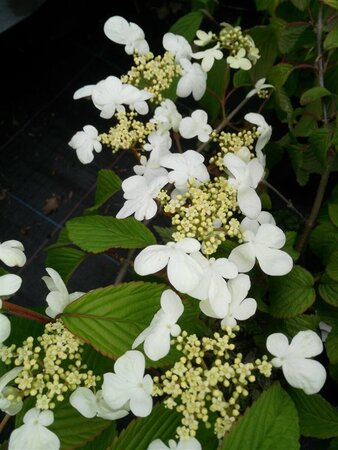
148 437 202 450
160 150 209 191
102 350 153 417
0 240 26 267
68 125 102 164
319 321 332 343
246 36 260 63
103 16 149 55
223 153 264 219
194 30 214 47
42 268 84 318
0 367 23 415
70 387 129 420
226 48 252 70
151 100 182 133
116 174 168 221
200 274 257 326
246 78 274 99
133 290 183 360
245 113 272 165
143 130 173 166
188 253 238 317
9 408 60 450
0 274 22 297
134 156 169 183
179 110 212 143
0 300 11 343
192 44 223 72
266 331 327 394
134 239 203 293
241 211 276 233
176 59 207 101
163 33 192 63
229 223 293 276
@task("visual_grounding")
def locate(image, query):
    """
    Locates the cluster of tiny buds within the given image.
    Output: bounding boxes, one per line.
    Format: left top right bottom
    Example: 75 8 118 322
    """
153 327 272 440
209 129 258 169
100 111 155 152
0 320 99 410
121 51 181 104
217 23 260 62
159 177 243 255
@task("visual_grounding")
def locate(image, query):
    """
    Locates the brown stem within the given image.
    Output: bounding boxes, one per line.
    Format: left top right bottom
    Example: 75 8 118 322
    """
261 180 305 220
2 301 51 324
114 249 137 285
173 132 183 153
0 414 10 434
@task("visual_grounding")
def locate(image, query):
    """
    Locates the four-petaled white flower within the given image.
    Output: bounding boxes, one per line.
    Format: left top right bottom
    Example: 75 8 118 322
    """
194 30 214 47
116 174 168 221
148 437 202 450
103 16 149 55
70 387 129 420
143 130 172 166
229 223 293 276
162 33 192 63
132 289 184 360
223 153 264 219
8 408 60 450
161 150 209 192
192 44 223 72
102 350 153 417
68 125 102 164
200 274 257 327
266 331 327 394
0 240 26 267
246 78 274 98
245 113 272 165
134 238 203 293
151 99 182 133
179 110 212 143
176 59 207 101
0 274 22 298
42 268 84 319
0 367 23 415
226 48 252 70
188 253 238 317
134 156 169 183
241 210 276 232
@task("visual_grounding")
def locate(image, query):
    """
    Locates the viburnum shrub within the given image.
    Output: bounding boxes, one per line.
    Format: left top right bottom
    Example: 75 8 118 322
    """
1 1 338 448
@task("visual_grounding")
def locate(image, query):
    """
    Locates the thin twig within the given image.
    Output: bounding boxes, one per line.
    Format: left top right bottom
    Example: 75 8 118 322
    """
0 414 11 434
262 180 305 220
113 248 137 285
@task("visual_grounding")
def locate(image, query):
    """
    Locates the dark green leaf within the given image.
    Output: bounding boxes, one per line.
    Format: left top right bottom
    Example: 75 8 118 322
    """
269 265 315 318
309 221 338 263
222 384 300 450
153 225 175 243
324 28 338 51
169 11 203 42
283 231 300 261
278 24 308 54
316 300 338 327
248 26 279 80
309 128 332 169
275 87 293 119
233 69 252 88
255 0 279 13
266 315 320 339
327 250 338 281
66 215 156 253
323 0 338 8
328 203 338 227
319 273 338 307
326 328 338 365
85 170 121 214
268 63 293 88
46 246 86 283
288 388 338 439
300 87 332 106
290 0 309 9
199 59 229 120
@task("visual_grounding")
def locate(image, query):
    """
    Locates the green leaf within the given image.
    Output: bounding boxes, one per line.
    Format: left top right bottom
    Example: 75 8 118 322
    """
233 69 252 88
111 403 181 450
275 87 293 119
248 26 279 80
199 59 229 120
288 388 338 439
255 0 279 13
326 328 338 365
221 383 299 450
310 221 338 263
61 282 166 361
283 231 300 261
66 215 156 253
268 265 315 318
169 11 203 42
309 128 332 169
46 246 86 283
329 438 338 449
327 250 338 281
316 299 338 327
329 203 338 227
85 169 121 214
319 273 338 307
267 63 293 88
153 225 175 243
290 0 309 9
278 24 308 54
81 424 117 450
324 28 338 51
266 315 320 339
323 0 338 10
300 87 332 106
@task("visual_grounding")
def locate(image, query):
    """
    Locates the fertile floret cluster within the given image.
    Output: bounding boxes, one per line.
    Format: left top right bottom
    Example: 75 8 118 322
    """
0 321 99 410
159 177 243 255
218 23 260 65
100 111 155 152
153 327 272 440
121 51 182 104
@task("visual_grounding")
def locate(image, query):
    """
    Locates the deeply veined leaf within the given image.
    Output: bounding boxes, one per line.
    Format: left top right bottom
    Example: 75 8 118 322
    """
169 11 203 42
268 265 315 318
266 315 320 339
288 388 338 439
309 221 338 263
110 403 181 450
221 383 299 450
278 24 308 54
46 246 86 283
283 231 300 261
85 169 121 214
66 215 156 253
300 87 331 105
326 328 338 365
309 127 332 169
319 273 338 307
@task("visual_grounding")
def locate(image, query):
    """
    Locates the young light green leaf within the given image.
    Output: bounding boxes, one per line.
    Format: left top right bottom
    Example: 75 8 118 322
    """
300 87 331 106
46 246 86 283
323 0 338 8
169 11 203 42
221 383 299 450
268 265 315 318
288 388 338 439
319 273 338 307
66 215 156 253
324 28 338 51
85 169 121 214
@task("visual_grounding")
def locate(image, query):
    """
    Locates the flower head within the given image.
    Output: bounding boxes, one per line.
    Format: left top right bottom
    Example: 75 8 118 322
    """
246 78 274 99
192 44 223 72
163 33 192 63
68 125 102 164
266 331 327 394
0 240 26 267
104 16 149 55
0 274 22 297
245 113 272 165
194 30 214 47
226 48 252 70
179 110 212 143
151 100 182 133
176 59 207 101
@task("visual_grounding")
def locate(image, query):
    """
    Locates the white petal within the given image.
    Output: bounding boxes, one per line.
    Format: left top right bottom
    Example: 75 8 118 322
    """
148 439 170 450
227 274 251 305
254 245 293 276
114 350 145 382
0 367 23 392
289 330 323 359
0 274 22 296
228 243 256 273
266 333 290 358
73 85 94 100
254 224 286 249
104 16 130 44
237 186 262 219
129 386 153 417
167 253 202 293
212 258 238 279
134 246 171 275
0 240 26 267
102 373 131 409
283 359 326 395
175 238 201 253
233 297 257 321
144 328 171 360
9 424 60 450
160 289 184 321
179 117 197 139
69 387 97 418
0 313 11 343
